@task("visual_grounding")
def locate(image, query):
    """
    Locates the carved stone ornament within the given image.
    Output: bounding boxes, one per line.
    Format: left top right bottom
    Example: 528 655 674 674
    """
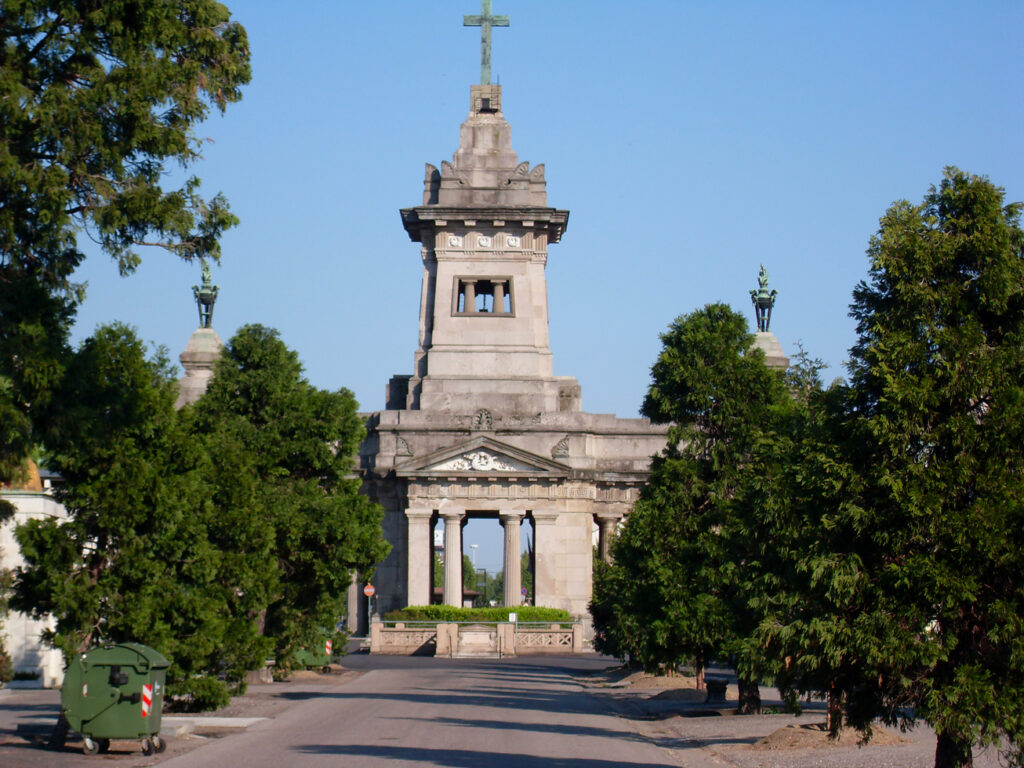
396 436 413 456
448 235 463 247
477 235 492 248
429 450 534 473
472 409 493 430
506 235 521 248
551 436 569 458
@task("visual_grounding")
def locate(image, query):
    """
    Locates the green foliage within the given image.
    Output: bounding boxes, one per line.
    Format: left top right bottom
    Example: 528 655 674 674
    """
841 168 1024 763
0 556 12 683
191 324 390 668
0 0 250 483
12 323 234 709
386 605 570 623
13 323 389 710
604 169 1024 764
592 303 791 712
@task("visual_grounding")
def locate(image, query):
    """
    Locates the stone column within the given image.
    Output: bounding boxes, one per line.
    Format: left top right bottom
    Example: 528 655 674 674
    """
500 510 525 607
463 280 476 313
346 571 360 635
531 510 559 608
441 509 465 606
596 512 623 564
493 280 506 314
405 508 433 607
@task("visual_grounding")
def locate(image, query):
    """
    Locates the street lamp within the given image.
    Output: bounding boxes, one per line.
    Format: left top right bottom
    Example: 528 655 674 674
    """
470 544 478 567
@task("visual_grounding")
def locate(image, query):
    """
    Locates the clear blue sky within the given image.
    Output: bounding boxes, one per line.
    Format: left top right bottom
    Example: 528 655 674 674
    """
68 2 1023 569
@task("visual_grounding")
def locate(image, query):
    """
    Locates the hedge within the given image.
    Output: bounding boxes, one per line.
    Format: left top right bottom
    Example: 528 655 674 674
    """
384 605 572 623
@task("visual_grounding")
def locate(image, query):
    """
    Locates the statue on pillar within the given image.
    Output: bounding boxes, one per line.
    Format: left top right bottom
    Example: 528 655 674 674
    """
192 259 219 329
750 264 778 333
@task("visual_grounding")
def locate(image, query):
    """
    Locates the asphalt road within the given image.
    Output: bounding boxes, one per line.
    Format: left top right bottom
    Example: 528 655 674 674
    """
161 654 678 768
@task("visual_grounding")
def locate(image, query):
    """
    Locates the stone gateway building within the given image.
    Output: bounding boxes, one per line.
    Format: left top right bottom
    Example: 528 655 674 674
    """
358 83 668 621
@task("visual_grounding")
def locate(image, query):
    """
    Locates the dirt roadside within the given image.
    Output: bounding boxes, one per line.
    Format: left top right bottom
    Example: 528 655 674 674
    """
575 665 1008 768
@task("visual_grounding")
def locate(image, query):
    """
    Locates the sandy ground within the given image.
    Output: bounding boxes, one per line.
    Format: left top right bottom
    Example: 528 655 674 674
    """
575 664 1009 768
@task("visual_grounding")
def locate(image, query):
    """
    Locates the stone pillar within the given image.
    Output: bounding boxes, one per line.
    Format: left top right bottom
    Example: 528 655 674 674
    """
596 512 623 564
493 280 506 314
405 508 433 607
500 510 525 607
346 571 360 635
531 510 559 608
441 509 465 606
463 280 476 313
369 619 383 654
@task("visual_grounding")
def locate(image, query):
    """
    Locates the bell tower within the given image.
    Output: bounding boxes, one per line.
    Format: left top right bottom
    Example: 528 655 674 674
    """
359 3 669 623
392 83 577 414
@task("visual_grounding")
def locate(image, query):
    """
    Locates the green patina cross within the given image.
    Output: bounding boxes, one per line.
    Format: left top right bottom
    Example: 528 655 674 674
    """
463 0 509 85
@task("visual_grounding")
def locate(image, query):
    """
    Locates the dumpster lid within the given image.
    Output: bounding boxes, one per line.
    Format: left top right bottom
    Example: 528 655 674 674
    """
80 642 170 670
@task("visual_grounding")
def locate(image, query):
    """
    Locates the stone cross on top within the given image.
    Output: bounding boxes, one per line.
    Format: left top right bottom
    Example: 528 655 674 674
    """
463 0 509 85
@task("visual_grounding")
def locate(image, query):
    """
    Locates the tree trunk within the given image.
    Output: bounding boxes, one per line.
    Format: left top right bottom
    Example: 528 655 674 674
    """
695 664 705 692
736 676 761 714
826 681 844 734
935 732 973 768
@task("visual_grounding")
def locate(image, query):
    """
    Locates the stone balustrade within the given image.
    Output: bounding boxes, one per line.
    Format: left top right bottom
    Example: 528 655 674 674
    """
369 621 583 657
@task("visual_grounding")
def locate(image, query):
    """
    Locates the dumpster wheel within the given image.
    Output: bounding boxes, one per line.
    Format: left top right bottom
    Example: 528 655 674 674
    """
82 736 99 755
153 735 167 753
98 738 111 753
141 737 155 756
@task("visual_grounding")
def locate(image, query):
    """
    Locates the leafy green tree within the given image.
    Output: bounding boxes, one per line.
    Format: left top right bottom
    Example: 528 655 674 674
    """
839 169 1024 767
12 324 233 708
191 325 390 666
738 348 866 731
0 0 250 482
0 539 12 683
591 303 792 712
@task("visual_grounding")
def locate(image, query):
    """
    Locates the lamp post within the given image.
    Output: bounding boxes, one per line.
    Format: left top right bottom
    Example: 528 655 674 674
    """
470 544 478 567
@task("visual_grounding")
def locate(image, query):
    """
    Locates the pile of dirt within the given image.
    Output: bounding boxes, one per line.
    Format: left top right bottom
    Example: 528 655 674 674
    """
581 665 708 696
628 672 701 690
752 722 905 750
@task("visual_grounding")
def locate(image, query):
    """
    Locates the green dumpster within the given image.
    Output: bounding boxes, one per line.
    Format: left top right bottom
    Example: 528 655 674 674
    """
61 642 170 755
293 636 333 672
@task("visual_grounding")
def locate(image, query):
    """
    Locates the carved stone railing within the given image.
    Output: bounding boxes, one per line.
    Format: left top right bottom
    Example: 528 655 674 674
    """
369 622 437 655
514 623 581 655
370 620 584 656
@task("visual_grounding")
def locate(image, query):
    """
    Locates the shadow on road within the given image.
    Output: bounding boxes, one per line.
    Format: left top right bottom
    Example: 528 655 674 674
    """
292 744 679 767
389 715 648 744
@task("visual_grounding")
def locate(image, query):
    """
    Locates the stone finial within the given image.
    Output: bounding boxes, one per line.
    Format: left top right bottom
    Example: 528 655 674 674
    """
192 258 219 329
749 264 778 333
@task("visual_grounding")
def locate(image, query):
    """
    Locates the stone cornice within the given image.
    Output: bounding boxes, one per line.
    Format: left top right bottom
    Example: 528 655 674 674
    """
403 477 643 505
400 206 569 244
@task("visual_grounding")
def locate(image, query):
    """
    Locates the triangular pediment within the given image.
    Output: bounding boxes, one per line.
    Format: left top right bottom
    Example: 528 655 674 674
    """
395 436 569 478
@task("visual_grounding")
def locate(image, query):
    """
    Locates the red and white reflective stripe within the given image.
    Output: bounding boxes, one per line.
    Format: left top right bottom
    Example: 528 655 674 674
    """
325 640 332 655
141 683 153 717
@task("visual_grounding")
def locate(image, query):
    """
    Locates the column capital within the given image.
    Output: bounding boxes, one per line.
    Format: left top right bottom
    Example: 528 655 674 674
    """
499 509 526 525
439 508 466 523
596 511 623 525
531 510 559 524
405 508 434 521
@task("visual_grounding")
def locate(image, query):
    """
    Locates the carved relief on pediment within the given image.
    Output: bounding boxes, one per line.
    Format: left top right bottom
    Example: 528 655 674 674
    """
427 450 535 473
